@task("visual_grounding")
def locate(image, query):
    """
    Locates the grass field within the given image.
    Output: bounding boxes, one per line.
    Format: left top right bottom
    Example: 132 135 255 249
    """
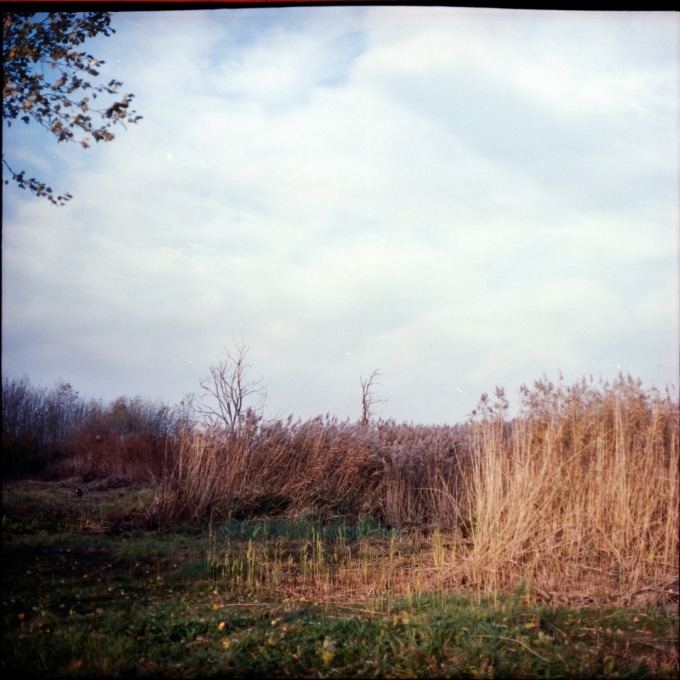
2 478 678 678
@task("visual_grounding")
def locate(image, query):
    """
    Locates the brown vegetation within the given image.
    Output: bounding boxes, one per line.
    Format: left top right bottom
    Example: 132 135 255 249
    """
3 372 677 602
157 374 679 601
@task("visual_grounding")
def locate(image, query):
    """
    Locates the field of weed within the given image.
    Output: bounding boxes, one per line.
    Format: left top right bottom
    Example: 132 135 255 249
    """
158 375 679 599
2 476 678 678
2 374 678 677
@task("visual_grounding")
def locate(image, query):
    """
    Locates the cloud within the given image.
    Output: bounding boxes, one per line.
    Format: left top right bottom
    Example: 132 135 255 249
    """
2 8 678 423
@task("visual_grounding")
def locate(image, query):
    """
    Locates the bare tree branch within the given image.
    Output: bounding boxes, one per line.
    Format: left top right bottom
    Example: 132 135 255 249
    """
189 341 266 437
360 369 385 426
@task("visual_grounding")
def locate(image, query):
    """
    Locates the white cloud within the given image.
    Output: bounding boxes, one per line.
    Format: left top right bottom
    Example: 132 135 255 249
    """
2 8 678 423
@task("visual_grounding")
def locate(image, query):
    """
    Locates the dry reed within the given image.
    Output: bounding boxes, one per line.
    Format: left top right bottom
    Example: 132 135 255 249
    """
463 375 679 598
157 374 679 599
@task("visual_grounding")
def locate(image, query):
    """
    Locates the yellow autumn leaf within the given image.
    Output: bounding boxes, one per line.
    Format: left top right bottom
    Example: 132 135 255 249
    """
320 635 336 663
393 611 410 625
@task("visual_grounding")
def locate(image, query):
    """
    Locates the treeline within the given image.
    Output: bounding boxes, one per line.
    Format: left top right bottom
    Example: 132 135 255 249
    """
1 375 191 478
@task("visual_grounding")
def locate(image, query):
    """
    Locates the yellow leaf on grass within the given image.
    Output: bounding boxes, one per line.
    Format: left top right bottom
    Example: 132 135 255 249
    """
393 611 410 626
320 636 336 664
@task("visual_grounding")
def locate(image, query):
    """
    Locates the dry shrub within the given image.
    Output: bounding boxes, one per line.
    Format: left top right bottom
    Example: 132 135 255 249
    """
58 431 170 484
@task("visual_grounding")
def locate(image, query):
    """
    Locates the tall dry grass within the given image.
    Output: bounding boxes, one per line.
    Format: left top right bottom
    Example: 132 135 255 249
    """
463 375 679 596
156 412 469 527
157 374 678 597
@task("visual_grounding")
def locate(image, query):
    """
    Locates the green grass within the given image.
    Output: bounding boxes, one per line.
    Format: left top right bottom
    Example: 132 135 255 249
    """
2 480 678 678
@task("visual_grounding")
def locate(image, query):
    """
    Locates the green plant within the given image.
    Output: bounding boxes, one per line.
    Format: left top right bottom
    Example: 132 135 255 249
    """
2 479 678 678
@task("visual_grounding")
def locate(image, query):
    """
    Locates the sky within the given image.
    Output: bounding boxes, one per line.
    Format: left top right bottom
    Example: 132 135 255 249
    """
2 6 679 425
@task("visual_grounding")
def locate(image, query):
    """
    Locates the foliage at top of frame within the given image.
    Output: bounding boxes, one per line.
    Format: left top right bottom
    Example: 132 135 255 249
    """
2 12 142 205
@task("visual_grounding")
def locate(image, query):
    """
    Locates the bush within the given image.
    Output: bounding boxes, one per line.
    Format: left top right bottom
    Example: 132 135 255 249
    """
1 375 185 481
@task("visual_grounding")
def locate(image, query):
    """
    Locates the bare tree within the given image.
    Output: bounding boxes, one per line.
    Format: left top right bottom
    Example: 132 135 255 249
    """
360 369 385 425
189 341 266 437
